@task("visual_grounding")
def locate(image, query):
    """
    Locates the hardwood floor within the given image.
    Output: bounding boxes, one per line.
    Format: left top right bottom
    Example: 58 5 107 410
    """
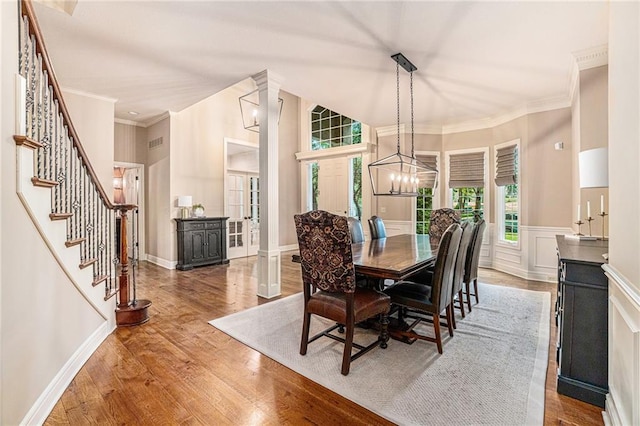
45 255 604 425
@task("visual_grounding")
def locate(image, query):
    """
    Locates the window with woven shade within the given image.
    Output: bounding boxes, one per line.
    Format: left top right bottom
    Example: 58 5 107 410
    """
448 150 486 223
495 141 519 243
415 153 439 234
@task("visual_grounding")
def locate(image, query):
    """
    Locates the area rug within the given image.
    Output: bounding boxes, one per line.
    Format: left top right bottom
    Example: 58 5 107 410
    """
209 283 550 425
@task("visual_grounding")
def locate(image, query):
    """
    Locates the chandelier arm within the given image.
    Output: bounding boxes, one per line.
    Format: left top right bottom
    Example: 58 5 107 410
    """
410 71 415 159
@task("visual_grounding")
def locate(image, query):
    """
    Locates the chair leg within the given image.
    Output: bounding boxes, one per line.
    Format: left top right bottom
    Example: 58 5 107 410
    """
433 314 443 354
473 278 479 303
458 290 466 318
341 321 355 375
446 305 454 337
300 312 311 355
465 281 473 312
379 313 389 349
450 303 457 330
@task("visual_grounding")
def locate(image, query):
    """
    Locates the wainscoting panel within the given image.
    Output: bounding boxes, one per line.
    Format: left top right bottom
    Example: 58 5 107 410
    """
603 265 640 426
383 220 414 237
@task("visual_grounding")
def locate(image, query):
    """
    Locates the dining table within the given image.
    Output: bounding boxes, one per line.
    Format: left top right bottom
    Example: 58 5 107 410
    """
293 234 436 281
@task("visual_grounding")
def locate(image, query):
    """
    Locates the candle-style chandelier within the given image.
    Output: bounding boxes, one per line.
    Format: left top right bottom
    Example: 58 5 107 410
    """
368 53 438 196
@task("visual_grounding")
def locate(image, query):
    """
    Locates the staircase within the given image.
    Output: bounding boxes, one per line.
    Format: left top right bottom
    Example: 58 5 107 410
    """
15 0 150 326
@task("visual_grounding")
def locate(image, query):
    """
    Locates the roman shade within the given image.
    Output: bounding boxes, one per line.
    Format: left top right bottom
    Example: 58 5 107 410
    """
495 144 518 186
415 154 438 189
448 152 485 188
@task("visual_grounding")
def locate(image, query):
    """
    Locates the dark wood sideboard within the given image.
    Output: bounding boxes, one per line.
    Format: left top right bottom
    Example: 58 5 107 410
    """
175 217 229 271
555 235 609 407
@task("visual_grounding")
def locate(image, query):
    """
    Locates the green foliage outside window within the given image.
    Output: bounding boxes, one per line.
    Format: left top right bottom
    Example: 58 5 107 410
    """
504 183 518 241
452 187 484 222
416 187 434 234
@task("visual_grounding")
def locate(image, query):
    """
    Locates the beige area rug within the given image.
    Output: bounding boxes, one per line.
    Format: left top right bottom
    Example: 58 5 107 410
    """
210 283 550 425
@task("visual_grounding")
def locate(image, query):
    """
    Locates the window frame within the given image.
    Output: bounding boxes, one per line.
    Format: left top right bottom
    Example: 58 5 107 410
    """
444 147 490 223
494 139 521 248
412 151 441 234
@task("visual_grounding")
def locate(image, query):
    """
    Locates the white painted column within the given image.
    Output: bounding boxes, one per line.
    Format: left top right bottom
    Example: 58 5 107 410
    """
253 70 283 299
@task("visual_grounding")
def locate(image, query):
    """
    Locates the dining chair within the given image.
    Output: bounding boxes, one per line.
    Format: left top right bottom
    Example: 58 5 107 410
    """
383 223 462 354
294 210 390 375
449 221 473 329
463 219 487 312
429 208 461 248
368 215 387 239
347 217 365 244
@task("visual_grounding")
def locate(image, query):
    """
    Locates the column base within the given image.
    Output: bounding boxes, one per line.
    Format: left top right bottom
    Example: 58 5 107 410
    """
116 299 152 326
257 249 281 299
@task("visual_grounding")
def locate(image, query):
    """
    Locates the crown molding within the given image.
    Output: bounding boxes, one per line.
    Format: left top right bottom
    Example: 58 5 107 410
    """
376 124 405 138
573 44 609 71
61 87 117 103
143 111 173 127
115 118 147 128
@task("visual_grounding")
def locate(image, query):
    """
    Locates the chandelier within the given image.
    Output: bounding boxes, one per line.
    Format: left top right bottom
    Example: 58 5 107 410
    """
239 89 284 133
368 53 438 196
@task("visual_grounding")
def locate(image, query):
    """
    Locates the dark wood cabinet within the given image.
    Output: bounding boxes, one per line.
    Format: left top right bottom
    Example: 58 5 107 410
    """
176 217 229 270
555 235 608 407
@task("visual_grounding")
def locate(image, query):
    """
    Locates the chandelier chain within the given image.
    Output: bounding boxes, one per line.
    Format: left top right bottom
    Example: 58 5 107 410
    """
396 61 400 154
410 71 414 159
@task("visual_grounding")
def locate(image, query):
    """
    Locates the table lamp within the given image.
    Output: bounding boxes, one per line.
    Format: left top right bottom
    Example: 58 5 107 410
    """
178 195 192 219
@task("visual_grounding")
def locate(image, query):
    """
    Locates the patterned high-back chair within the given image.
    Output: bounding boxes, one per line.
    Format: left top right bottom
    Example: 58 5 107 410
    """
429 208 461 247
294 210 390 375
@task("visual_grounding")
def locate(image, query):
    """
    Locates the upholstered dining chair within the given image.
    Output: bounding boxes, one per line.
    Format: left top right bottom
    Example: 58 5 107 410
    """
347 217 365 244
368 215 387 239
463 219 487 312
429 208 461 248
383 223 462 354
449 221 473 329
294 210 390 375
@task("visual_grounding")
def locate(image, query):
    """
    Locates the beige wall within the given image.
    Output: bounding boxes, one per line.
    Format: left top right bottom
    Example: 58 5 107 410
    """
2 3 104 424
525 109 573 227
63 90 115 197
278 90 302 247
146 116 172 262
114 122 147 165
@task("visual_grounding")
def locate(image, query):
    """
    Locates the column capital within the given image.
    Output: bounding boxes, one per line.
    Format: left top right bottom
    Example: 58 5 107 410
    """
251 69 285 91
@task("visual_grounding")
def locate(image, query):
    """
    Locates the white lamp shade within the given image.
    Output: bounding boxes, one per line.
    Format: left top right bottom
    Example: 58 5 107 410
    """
579 148 608 188
178 195 192 207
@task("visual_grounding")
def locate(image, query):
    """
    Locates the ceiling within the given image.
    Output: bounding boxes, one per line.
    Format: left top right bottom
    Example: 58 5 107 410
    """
32 1 609 129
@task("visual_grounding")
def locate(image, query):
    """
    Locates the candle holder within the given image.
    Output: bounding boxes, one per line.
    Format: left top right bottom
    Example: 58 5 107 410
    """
586 216 594 237
574 220 584 236
598 211 608 240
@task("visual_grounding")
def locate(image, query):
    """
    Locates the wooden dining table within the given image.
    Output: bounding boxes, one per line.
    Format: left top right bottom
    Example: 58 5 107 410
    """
293 234 436 281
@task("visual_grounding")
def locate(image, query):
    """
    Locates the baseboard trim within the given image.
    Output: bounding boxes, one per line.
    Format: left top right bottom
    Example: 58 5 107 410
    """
604 391 622 426
21 321 112 425
492 260 555 283
145 254 177 270
279 244 298 253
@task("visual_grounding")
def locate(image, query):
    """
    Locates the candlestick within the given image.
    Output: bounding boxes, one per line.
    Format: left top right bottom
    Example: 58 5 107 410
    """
598 211 608 240
577 204 581 221
586 216 594 237
574 219 584 236
587 201 591 218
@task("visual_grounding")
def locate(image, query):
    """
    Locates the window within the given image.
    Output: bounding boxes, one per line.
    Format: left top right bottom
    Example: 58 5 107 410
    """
495 142 519 243
350 156 363 219
309 162 319 211
447 150 487 223
311 106 361 150
414 153 439 234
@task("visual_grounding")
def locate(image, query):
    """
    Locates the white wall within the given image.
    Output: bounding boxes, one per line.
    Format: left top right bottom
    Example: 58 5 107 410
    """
604 2 640 425
63 89 116 196
1 2 106 424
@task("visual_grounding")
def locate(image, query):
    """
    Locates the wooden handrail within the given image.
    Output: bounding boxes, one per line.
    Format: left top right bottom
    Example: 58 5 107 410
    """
21 0 114 210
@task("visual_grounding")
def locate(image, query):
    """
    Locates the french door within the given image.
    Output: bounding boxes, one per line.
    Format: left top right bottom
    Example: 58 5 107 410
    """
227 172 260 259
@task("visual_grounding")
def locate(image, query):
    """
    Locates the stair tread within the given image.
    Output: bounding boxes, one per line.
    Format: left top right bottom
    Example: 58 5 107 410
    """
104 287 119 301
32 177 58 188
79 258 97 269
65 238 85 247
92 275 109 287
51 212 73 221
13 135 43 149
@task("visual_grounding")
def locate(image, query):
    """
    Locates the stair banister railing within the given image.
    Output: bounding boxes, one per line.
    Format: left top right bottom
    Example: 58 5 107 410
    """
16 0 150 325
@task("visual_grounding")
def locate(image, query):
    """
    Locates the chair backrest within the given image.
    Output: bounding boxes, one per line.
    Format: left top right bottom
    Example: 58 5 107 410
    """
429 208 461 245
294 210 356 294
368 215 387 239
428 223 462 312
451 221 473 296
347 217 365 244
464 219 487 284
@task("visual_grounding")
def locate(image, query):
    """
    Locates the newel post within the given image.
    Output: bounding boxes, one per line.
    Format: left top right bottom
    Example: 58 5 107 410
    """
115 204 151 326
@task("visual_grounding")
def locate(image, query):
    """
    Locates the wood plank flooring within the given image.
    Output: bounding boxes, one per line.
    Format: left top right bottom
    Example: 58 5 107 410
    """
45 255 604 425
